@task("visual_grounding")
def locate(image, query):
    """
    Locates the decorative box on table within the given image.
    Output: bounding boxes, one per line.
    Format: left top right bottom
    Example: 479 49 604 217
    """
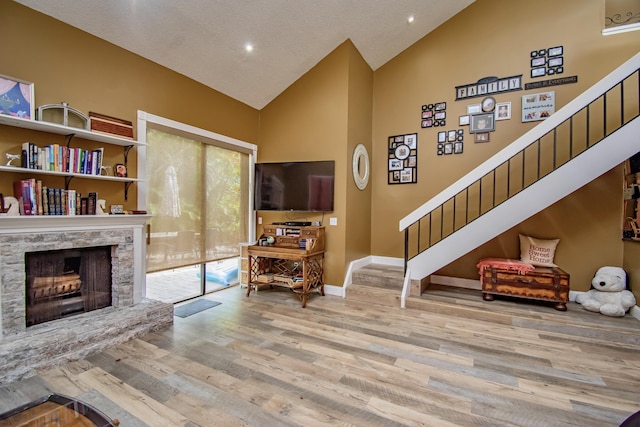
477 258 570 311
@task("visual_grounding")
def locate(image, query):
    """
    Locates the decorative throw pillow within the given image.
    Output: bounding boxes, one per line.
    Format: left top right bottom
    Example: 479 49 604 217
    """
519 234 559 267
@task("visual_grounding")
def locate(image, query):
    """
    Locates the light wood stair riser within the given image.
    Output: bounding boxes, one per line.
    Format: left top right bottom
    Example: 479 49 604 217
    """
347 264 404 307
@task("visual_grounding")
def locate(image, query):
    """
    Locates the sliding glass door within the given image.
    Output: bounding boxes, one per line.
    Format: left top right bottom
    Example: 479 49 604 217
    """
139 113 255 302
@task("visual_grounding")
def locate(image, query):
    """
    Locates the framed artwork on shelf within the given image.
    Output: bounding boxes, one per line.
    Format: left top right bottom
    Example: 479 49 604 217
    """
114 163 127 177
495 102 511 120
0 74 34 120
469 113 495 133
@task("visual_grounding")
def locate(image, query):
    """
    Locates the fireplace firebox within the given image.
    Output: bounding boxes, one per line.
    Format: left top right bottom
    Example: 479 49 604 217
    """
25 246 112 326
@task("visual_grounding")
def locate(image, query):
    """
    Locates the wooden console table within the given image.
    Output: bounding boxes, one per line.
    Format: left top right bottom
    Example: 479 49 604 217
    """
246 225 325 307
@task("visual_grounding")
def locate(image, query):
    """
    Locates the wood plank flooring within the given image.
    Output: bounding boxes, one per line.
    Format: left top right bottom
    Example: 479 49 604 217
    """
1 284 639 426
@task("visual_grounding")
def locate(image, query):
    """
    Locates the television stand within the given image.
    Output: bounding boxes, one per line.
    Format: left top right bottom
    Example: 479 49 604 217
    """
246 225 325 307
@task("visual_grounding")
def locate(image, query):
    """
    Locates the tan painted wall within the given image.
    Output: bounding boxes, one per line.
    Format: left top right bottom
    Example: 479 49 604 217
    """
623 240 640 302
371 0 640 291
258 41 356 286
345 46 374 265
0 2 259 210
606 0 640 27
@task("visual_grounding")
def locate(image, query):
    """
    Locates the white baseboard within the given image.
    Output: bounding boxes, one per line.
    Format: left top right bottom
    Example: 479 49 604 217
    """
430 275 481 290
324 284 343 297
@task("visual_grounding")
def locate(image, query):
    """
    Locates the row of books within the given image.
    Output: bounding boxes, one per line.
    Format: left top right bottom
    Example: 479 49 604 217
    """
13 179 98 216
21 142 104 176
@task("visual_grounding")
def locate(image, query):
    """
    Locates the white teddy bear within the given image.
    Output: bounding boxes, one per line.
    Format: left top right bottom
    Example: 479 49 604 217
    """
575 266 636 317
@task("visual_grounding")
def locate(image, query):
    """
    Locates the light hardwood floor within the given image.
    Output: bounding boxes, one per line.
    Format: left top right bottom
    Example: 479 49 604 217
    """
1 284 639 426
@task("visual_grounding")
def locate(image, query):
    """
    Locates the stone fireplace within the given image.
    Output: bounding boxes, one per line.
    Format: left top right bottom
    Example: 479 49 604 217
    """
0 216 173 383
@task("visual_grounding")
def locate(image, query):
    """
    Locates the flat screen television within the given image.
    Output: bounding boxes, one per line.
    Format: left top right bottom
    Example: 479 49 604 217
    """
254 160 335 212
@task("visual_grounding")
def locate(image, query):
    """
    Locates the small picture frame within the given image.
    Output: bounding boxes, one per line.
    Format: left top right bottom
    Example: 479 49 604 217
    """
531 57 546 67
548 46 563 57
0 74 35 120
448 130 457 142
438 131 446 143
389 159 403 171
434 111 446 120
495 102 511 121
454 142 463 154
114 163 128 177
481 96 496 112
467 104 482 115
421 119 433 128
443 143 453 155
459 115 470 126
469 113 495 133
548 57 563 67
422 110 433 119
531 67 546 78
474 132 490 143
434 102 447 111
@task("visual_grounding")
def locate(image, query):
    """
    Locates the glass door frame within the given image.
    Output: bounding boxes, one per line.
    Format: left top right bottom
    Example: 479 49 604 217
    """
136 111 257 298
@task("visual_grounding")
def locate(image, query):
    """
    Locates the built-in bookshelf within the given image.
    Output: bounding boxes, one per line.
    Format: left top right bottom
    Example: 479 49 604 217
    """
0 114 145 214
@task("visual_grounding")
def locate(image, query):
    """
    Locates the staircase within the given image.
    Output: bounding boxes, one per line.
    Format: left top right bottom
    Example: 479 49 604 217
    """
345 264 404 307
399 52 640 296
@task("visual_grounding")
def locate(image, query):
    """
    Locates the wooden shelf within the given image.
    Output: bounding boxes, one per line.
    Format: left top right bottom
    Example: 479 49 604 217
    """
0 114 145 147
0 165 140 183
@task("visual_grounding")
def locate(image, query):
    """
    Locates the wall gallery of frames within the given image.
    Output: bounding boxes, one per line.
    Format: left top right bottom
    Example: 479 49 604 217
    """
388 45 575 185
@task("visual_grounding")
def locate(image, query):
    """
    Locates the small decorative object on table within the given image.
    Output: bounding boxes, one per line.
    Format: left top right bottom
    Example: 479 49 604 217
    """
5 153 20 166
37 101 90 129
114 163 127 177
89 112 134 139
110 204 124 214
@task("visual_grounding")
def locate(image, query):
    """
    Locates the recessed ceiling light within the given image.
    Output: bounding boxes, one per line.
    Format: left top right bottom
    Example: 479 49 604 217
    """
407 15 415 24
245 43 254 53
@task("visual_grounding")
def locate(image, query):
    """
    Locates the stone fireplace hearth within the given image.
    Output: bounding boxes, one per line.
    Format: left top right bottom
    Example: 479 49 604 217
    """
0 215 173 383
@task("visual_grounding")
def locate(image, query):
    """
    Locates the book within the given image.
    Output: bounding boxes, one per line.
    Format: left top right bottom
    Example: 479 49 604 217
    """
93 148 104 175
54 188 62 215
66 189 76 215
47 187 55 215
41 185 49 215
87 192 97 215
14 180 34 215
35 179 43 215
21 142 30 168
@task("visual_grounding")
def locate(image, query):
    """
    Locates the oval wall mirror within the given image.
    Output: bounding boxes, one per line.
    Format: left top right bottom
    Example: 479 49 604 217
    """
352 143 370 190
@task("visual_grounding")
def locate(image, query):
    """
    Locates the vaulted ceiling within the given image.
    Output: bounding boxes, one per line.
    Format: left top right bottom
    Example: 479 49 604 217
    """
15 0 475 109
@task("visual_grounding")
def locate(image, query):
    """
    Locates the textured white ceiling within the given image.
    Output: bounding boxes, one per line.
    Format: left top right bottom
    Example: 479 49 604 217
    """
15 0 474 109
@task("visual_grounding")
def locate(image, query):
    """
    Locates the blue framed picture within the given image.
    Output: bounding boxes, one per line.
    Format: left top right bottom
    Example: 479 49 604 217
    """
0 74 34 120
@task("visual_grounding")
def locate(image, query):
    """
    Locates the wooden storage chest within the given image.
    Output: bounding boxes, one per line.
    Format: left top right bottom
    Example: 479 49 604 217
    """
482 266 570 311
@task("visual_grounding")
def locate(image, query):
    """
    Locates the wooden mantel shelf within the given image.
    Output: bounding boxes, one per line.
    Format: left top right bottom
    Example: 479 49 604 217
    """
0 214 152 233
